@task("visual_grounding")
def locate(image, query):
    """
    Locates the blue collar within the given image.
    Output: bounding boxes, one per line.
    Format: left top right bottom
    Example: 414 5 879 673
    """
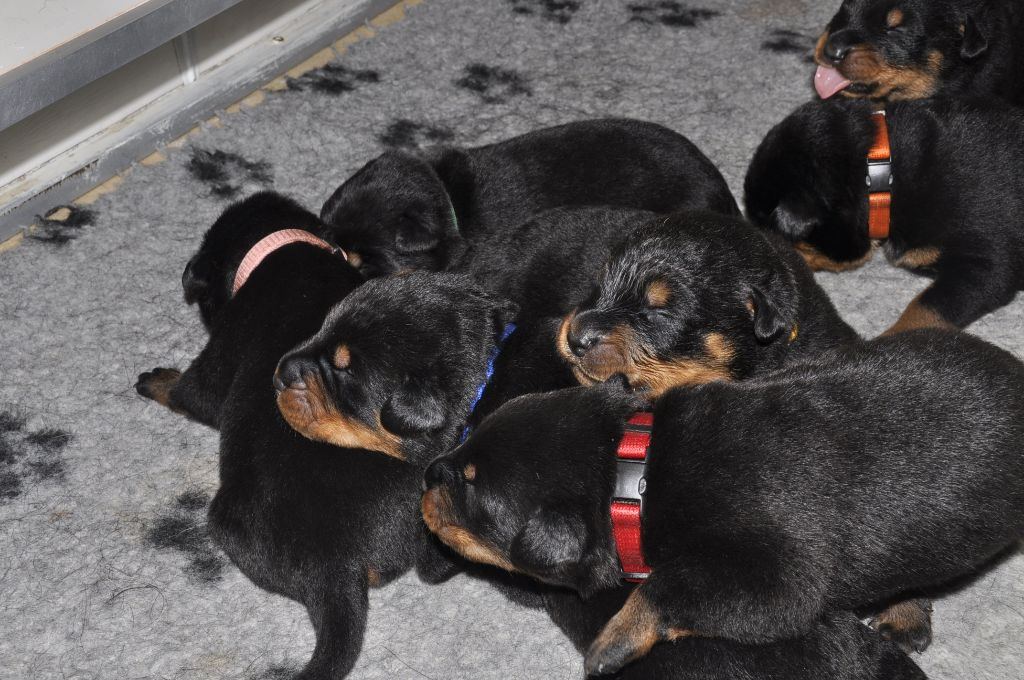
460 322 516 442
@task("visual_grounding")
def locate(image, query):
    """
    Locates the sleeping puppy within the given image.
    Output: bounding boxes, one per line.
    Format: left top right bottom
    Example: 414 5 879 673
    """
546 589 926 680
744 97 1024 333
558 210 859 398
320 118 739 284
273 272 563 464
135 192 458 679
423 330 1024 675
813 0 1024 105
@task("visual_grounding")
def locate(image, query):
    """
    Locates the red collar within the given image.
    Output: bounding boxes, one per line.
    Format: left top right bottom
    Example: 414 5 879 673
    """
611 412 654 582
232 229 345 295
867 112 892 240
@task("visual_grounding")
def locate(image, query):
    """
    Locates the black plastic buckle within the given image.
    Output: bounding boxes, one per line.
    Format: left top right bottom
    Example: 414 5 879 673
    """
615 459 647 510
866 160 892 193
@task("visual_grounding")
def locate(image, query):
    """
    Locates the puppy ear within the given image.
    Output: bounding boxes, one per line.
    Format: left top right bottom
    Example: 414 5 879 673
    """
748 272 798 344
960 15 988 60
770 198 818 240
509 506 587 582
394 211 443 254
381 373 448 437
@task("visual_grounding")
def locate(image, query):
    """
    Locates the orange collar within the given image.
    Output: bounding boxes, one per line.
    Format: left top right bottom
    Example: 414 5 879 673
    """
867 112 892 240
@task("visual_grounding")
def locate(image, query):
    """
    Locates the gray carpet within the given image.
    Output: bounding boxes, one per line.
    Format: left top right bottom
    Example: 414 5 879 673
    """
1 0 1022 678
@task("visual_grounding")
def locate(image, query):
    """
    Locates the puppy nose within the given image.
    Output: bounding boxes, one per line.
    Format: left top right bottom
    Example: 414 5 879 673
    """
825 31 856 62
424 457 458 490
567 321 605 358
274 354 313 392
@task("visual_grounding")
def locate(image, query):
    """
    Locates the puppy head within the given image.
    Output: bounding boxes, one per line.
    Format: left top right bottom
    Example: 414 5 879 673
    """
320 151 460 278
744 100 876 270
816 0 990 102
422 383 638 595
274 272 516 463
558 212 802 396
181 191 330 330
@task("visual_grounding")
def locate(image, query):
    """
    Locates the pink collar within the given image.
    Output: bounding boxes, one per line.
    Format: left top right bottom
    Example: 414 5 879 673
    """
232 229 345 295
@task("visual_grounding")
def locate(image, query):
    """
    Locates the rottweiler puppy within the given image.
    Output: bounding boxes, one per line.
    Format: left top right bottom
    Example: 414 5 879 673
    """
744 97 1024 333
423 330 1024 675
558 210 859 398
135 192 458 679
320 118 739 283
272 271 519 466
813 0 1024 104
272 271 572 464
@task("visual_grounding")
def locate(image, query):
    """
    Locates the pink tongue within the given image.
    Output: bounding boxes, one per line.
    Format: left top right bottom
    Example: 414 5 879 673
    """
814 65 852 99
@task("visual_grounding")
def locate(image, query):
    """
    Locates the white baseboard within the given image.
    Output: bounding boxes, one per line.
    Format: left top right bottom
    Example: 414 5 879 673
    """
0 0 400 242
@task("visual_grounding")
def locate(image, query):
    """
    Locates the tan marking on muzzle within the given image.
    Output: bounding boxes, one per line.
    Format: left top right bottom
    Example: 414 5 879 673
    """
421 487 518 573
562 316 736 397
276 372 403 459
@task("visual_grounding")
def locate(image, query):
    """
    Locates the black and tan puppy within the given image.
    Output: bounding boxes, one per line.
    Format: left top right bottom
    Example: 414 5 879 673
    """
135 192 458 679
744 97 1024 333
424 330 1024 675
558 210 859 398
273 271 519 466
320 118 738 284
813 0 1024 104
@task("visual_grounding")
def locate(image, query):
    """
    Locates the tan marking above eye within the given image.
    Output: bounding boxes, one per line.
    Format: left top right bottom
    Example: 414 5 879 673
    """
463 462 477 481
346 251 363 269
886 8 904 28
333 344 351 370
645 279 671 308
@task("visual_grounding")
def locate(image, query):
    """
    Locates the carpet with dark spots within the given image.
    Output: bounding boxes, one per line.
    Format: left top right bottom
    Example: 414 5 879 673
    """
0 1 1021 678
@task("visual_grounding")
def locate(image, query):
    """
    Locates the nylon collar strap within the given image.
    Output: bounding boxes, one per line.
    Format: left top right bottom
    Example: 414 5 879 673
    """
612 412 654 582
459 323 517 443
232 229 346 296
867 112 893 241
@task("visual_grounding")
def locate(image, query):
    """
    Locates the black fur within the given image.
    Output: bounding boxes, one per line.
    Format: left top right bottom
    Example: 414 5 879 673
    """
319 119 738 285
426 330 1024 674
561 210 858 395
135 192 454 679
744 97 1024 330
816 0 1024 104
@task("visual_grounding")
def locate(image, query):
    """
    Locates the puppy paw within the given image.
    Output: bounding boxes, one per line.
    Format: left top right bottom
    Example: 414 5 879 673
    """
870 598 934 654
136 368 182 406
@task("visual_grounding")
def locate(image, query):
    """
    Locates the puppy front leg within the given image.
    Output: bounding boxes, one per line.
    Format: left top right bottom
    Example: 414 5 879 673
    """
884 255 1016 334
584 549 827 676
583 585 692 676
299 573 370 680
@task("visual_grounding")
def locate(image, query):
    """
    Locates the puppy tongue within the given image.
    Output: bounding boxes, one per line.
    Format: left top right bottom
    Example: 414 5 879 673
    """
814 65 852 99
